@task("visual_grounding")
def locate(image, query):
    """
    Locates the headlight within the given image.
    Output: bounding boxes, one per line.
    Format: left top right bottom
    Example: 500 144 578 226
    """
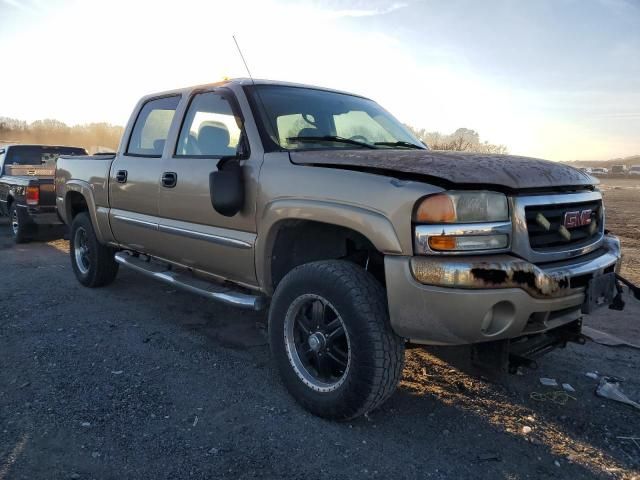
414 191 511 254
414 191 508 223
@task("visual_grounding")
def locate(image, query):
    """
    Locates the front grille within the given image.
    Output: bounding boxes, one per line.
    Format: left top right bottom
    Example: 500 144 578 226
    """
525 199 603 250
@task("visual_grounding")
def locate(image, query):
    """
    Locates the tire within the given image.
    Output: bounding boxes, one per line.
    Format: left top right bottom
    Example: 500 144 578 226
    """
70 212 119 287
269 260 405 420
9 203 30 244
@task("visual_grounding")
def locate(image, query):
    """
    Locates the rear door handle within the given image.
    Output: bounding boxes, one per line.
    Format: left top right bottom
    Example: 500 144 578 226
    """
161 172 177 188
116 170 128 183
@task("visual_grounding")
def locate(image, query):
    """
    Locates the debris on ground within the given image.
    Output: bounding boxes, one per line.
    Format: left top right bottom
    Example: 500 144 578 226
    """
562 383 576 393
616 436 640 462
596 377 640 411
530 391 576 405
539 377 559 387
477 452 501 462
583 326 640 349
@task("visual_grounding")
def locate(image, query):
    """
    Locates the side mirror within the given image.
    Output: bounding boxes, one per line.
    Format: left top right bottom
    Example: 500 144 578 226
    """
210 157 244 217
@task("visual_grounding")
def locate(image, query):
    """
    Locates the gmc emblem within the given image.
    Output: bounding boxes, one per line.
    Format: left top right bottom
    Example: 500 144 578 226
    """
563 209 592 229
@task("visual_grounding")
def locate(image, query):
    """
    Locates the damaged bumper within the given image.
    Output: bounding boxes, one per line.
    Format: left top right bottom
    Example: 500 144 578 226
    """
385 234 621 345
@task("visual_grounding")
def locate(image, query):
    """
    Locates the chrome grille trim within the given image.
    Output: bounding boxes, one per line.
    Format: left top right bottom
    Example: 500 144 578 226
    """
510 191 604 263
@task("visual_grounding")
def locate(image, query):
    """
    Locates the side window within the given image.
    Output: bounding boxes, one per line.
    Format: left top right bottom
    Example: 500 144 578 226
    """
176 92 242 157
127 96 180 156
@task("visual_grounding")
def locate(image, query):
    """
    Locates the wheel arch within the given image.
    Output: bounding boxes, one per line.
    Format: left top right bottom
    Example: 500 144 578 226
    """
257 199 403 294
63 180 111 244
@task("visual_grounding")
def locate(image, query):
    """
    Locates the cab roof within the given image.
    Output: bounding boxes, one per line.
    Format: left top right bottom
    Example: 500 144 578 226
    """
140 78 369 102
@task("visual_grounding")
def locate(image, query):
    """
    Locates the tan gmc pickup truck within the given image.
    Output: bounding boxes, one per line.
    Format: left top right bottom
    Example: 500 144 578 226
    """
56 78 631 420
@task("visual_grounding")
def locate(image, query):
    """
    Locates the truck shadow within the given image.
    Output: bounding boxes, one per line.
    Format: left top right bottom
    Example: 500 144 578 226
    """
0 217 66 250
132 271 639 478
379 344 640 477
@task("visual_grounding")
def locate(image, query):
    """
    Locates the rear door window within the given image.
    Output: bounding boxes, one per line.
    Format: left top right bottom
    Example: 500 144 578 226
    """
127 96 180 157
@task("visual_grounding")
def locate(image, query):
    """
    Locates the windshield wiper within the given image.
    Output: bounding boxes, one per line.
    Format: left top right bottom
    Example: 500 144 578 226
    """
373 141 425 150
287 135 377 149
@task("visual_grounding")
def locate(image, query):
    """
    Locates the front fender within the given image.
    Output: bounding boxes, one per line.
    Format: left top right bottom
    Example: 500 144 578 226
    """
256 198 403 293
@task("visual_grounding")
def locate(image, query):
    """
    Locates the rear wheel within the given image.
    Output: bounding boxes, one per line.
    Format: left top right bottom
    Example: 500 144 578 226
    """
70 212 119 287
9 203 30 244
269 260 405 420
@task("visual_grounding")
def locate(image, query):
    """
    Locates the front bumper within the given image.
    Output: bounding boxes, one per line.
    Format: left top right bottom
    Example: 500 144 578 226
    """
385 234 621 345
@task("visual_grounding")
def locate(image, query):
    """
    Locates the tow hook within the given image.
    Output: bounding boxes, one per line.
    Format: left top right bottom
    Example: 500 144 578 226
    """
610 274 640 311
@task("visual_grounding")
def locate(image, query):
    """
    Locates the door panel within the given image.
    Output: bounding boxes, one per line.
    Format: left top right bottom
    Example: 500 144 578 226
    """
108 95 181 255
156 90 261 286
158 156 261 286
108 157 164 254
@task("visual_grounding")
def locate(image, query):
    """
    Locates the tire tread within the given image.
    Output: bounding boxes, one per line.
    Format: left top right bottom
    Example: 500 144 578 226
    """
70 212 119 287
269 260 404 420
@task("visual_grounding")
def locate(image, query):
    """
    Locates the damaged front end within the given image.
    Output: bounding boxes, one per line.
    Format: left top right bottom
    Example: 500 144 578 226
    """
407 233 639 372
410 234 621 305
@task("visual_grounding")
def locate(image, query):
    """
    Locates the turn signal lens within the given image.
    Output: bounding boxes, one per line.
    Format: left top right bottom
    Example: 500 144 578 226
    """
428 236 457 250
26 186 40 206
415 193 456 223
428 234 509 251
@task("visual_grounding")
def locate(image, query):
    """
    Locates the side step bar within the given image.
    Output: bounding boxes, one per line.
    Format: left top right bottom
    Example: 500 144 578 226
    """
114 251 267 311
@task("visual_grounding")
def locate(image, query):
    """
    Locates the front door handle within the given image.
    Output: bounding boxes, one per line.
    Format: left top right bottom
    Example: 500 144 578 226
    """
161 171 177 188
116 170 128 183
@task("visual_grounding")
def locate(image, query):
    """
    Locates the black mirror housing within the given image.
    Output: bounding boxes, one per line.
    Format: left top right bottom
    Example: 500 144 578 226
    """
210 158 244 217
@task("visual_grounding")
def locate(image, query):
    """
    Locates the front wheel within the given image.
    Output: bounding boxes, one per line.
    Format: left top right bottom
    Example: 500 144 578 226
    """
70 212 119 287
269 260 405 420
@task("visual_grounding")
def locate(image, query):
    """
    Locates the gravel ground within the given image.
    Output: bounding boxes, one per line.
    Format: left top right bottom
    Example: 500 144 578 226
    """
1 215 639 480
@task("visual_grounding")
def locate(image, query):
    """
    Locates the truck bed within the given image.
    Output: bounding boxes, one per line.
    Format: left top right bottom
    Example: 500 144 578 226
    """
55 153 116 225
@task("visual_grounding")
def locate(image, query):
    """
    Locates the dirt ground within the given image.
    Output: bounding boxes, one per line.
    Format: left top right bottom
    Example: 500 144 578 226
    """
1 178 639 480
599 177 640 285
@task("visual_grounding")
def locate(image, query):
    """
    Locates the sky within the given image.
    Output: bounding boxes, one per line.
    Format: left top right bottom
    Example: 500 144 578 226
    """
0 0 638 161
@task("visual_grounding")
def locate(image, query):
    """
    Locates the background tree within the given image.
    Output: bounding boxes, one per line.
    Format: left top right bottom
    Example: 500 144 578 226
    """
0 117 124 153
406 125 508 154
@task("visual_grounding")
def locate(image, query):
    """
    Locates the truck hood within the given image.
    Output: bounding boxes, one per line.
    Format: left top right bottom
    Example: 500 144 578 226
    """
289 150 595 190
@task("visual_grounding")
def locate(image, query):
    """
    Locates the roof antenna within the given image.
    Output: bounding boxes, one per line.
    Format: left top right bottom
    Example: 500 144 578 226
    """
232 35 279 145
233 35 255 83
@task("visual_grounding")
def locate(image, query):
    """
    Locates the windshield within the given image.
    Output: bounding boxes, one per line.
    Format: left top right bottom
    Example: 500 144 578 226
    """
5 146 87 166
246 85 425 151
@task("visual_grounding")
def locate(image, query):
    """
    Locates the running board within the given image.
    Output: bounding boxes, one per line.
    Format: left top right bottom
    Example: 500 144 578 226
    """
114 251 267 311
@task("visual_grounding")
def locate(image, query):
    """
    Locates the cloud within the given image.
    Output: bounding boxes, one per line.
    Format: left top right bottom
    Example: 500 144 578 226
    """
1 0 42 13
322 2 407 18
2 0 27 10
596 0 639 12
596 112 640 119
